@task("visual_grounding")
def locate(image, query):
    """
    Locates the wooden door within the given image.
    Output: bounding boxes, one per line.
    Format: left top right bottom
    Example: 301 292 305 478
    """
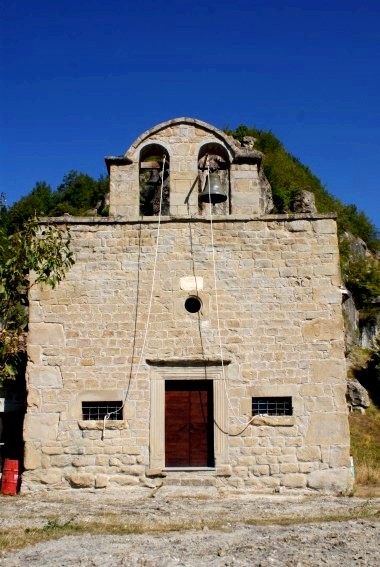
165 381 214 467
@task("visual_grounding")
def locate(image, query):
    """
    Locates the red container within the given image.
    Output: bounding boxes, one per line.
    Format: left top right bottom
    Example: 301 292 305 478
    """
1 459 20 495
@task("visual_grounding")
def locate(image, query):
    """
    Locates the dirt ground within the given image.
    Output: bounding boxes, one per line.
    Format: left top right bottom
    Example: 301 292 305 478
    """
0 487 379 566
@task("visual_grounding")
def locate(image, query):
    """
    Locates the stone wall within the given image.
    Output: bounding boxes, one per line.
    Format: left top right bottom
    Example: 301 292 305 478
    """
23 214 352 493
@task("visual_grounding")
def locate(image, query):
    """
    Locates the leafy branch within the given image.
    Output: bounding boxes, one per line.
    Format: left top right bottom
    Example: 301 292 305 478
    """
0 218 74 382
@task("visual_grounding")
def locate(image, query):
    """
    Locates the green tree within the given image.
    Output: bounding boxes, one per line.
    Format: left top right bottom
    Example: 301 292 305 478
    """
3 182 53 234
50 170 108 215
0 217 74 383
4 172 110 230
342 255 380 310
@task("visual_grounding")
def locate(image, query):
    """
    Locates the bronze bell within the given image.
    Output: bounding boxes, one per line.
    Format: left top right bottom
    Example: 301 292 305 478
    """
199 173 227 204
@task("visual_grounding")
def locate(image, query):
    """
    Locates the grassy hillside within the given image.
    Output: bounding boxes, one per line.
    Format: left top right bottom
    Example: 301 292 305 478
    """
350 407 380 489
225 125 379 252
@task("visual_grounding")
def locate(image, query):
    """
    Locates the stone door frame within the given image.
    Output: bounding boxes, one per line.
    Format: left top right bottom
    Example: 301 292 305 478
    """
149 362 229 470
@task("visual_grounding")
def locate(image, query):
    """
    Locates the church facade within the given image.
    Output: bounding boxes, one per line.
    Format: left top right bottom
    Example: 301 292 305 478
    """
22 118 352 493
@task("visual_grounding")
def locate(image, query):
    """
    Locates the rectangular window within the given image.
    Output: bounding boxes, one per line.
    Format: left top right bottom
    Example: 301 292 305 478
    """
82 401 123 421
252 397 292 416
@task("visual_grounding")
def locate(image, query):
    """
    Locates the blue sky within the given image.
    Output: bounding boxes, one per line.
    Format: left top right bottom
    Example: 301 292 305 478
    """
1 0 379 228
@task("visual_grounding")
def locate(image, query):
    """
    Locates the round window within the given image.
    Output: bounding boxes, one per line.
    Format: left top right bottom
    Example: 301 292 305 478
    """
185 296 202 313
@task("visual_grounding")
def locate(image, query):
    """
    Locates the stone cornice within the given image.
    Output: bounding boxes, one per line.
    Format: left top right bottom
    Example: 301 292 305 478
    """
38 212 337 225
146 358 231 367
104 155 133 172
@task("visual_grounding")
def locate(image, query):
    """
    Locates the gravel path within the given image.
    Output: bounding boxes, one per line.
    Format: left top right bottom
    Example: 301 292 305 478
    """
0 488 379 566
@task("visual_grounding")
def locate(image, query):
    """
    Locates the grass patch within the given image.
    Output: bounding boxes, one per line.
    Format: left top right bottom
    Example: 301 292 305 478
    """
0 516 217 555
350 405 380 487
245 510 379 527
0 507 379 556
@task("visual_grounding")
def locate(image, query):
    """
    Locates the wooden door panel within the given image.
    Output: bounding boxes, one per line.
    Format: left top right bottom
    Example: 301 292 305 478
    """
165 381 213 467
189 390 208 466
165 391 189 467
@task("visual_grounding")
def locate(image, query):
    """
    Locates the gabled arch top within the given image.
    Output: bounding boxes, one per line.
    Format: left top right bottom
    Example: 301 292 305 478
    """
105 117 264 172
124 117 263 163
126 117 231 156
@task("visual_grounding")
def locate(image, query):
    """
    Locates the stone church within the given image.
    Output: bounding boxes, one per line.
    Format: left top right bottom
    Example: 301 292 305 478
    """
22 117 353 493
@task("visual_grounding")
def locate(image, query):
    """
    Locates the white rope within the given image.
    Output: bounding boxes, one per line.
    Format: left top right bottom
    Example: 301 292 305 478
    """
102 156 166 432
103 158 254 438
133 155 165 381
207 162 250 427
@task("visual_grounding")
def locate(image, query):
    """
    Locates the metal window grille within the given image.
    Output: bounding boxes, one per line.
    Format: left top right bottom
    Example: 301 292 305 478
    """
82 401 123 421
252 397 292 416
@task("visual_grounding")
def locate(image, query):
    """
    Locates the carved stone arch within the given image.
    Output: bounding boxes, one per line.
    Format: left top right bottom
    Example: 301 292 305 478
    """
139 143 170 216
125 117 238 160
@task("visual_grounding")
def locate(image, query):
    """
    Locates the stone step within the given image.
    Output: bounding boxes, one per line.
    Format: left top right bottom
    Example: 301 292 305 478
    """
162 470 217 487
156 485 220 499
163 476 217 487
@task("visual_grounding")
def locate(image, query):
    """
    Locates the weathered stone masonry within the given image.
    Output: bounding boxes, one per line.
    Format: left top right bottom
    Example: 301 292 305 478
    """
23 118 352 492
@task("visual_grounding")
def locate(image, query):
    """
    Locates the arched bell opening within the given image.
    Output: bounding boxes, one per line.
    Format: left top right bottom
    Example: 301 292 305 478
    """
139 144 170 216
198 143 230 214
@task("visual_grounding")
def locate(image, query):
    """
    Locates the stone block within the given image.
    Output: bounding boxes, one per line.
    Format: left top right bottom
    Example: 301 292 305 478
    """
67 473 94 488
330 445 350 467
238 456 256 466
27 389 41 410
95 474 109 488
146 468 166 478
311 359 346 383
299 462 318 474
302 319 343 341
82 430 102 440
299 384 325 397
28 323 65 346
281 473 306 488
72 456 94 467
257 455 277 465
256 476 281 488
234 466 248 477
216 465 232 477
28 366 63 389
120 465 145 476
42 445 62 455
306 414 349 446
252 465 270 476
120 454 137 465
39 469 63 485
50 455 72 467
111 475 139 486
314 264 339 277
104 445 123 454
297 446 321 462
41 454 50 468
304 396 334 413
95 455 110 466
28 346 42 364
307 468 353 493
312 219 336 234
24 442 41 470
24 413 59 441
286 220 310 232
280 463 299 473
